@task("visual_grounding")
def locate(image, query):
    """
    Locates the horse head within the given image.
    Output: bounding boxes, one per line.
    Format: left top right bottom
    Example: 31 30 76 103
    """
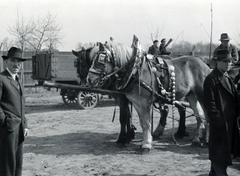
87 36 140 88
87 42 115 87
72 44 101 85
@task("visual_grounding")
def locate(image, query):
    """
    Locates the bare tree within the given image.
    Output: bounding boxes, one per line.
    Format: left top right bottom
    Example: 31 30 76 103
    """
8 14 35 51
9 13 62 54
29 13 62 53
0 37 15 51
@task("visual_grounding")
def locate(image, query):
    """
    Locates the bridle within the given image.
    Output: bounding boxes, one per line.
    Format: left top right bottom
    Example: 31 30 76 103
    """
88 47 124 87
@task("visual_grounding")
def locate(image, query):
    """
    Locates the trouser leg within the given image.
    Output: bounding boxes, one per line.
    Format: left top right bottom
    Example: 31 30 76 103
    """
209 162 228 176
0 126 22 176
16 142 23 176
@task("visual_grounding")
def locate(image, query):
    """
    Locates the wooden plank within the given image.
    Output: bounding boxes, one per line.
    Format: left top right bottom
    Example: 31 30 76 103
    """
51 53 78 80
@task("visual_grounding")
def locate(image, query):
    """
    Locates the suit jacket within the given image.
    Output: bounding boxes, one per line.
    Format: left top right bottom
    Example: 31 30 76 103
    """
159 44 171 55
203 68 240 166
0 70 27 142
148 45 160 56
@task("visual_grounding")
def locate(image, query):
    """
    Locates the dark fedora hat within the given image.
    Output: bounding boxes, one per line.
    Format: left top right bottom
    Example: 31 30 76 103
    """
2 47 26 61
220 33 230 41
153 40 159 43
215 49 232 62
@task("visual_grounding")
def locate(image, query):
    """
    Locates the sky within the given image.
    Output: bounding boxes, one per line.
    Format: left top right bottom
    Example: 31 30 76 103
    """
0 0 240 51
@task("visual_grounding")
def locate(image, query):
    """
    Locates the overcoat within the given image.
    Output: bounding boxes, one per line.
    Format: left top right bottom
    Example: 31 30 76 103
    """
148 45 160 56
213 44 239 63
204 68 240 166
0 70 27 176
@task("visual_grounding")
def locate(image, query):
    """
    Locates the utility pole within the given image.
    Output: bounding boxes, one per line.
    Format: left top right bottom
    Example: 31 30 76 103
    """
0 42 3 72
209 3 213 59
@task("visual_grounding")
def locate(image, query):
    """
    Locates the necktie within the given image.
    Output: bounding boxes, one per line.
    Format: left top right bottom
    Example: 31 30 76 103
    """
223 73 232 92
15 76 21 92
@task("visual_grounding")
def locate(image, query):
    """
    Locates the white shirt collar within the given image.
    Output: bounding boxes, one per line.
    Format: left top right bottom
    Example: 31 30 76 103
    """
6 68 17 80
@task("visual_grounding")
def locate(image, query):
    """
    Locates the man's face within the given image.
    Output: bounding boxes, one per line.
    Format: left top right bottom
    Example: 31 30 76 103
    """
221 40 229 47
154 42 159 47
216 60 232 73
5 58 22 74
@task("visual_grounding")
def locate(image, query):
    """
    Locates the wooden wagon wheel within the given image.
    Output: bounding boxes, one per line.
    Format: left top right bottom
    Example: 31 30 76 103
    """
77 91 99 109
61 89 79 105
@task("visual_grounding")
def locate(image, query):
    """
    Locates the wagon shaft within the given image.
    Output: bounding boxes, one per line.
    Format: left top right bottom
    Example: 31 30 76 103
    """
43 81 124 95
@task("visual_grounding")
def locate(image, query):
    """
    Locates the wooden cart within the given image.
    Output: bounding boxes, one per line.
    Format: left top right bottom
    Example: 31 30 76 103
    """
32 51 99 109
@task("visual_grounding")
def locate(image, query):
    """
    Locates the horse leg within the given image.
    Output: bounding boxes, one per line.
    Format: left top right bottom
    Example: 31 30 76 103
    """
187 94 206 146
116 95 135 145
153 104 169 139
174 106 189 138
132 100 152 151
122 96 136 142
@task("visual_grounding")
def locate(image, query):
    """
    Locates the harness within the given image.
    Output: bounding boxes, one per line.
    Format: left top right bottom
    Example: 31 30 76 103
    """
89 46 136 89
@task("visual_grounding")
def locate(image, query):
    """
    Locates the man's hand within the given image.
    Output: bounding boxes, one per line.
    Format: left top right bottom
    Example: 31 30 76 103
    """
24 128 29 137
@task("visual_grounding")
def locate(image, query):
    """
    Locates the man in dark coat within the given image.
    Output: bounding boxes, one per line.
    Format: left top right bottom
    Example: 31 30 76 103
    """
204 49 240 176
0 47 29 176
209 33 239 69
148 40 160 56
159 38 171 55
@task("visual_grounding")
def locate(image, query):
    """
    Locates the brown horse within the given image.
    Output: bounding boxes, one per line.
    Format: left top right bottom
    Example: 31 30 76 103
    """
87 36 211 151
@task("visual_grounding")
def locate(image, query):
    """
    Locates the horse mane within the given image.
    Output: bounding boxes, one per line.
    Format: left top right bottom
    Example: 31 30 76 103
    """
105 42 133 67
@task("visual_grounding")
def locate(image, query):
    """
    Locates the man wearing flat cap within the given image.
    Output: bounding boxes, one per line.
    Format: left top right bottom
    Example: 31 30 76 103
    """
148 40 160 56
0 47 29 176
204 49 240 176
212 33 239 65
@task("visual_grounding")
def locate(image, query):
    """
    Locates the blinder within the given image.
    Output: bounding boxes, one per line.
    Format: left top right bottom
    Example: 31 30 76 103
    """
88 48 116 87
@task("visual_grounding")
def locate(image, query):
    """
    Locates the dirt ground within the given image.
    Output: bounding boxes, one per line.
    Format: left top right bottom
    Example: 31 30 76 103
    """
22 88 240 176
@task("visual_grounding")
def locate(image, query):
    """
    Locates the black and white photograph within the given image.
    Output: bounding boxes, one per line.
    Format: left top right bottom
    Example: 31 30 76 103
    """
0 0 240 175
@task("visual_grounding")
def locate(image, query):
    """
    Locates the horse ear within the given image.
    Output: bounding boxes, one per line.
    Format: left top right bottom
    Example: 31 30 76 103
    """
72 50 79 56
131 34 139 49
99 42 105 51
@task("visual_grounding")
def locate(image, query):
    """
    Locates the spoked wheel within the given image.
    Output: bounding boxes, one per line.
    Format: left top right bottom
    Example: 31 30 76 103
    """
61 89 79 105
77 91 99 109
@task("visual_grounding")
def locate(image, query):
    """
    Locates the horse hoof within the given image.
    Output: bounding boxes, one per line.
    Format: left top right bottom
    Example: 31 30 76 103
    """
116 143 126 148
152 125 165 139
152 135 160 141
191 139 204 147
127 131 135 141
174 131 189 139
138 148 150 155
116 138 128 145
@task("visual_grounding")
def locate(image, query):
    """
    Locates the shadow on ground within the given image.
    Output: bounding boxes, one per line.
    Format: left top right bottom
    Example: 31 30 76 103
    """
153 123 208 159
24 132 140 156
24 127 208 158
25 99 116 114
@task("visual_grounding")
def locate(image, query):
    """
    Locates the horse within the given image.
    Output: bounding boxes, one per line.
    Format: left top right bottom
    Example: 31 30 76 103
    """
72 44 136 145
87 36 211 152
73 42 189 142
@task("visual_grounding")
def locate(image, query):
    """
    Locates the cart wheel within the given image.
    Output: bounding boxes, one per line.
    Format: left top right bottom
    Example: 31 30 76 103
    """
61 89 78 105
77 91 99 109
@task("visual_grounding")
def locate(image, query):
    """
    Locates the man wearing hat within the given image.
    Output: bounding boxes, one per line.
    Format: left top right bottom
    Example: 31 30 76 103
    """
212 33 239 65
204 49 240 176
148 40 160 56
159 38 171 55
0 47 28 176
